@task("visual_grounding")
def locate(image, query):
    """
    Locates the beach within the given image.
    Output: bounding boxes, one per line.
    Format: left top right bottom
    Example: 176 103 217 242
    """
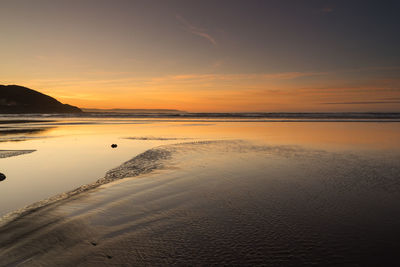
0 117 400 265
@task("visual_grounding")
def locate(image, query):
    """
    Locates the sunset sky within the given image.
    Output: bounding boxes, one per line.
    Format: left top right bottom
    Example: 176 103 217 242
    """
1 0 399 112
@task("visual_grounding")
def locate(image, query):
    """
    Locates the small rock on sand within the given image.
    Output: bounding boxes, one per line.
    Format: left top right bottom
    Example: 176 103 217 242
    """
0 173 6 181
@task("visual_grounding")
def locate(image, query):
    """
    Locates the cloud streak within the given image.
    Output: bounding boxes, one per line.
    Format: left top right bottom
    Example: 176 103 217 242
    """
176 15 217 46
17 71 327 92
150 71 326 83
321 7 334 13
322 101 400 105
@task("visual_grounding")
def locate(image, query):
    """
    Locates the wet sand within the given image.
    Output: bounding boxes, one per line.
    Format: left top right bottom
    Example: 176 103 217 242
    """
0 150 35 184
1 141 400 266
0 150 35 159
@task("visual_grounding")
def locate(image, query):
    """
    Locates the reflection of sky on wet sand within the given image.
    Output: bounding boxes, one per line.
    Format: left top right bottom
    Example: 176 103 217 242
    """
0 118 400 216
1 139 400 265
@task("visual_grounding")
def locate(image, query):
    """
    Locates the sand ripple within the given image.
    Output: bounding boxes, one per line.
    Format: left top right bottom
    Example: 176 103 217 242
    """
1 141 400 266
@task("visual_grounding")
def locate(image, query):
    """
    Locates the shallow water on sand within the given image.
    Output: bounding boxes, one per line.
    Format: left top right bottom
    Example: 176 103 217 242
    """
1 140 400 266
0 118 400 265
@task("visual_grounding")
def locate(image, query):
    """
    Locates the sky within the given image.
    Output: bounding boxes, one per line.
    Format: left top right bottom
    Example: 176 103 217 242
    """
1 0 400 112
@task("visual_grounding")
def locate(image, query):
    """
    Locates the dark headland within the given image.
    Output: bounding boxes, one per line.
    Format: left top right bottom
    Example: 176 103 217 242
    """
0 85 82 113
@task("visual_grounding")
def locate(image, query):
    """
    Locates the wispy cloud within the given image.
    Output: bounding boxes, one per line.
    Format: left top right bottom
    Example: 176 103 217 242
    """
260 72 326 80
321 7 334 13
322 101 400 105
212 60 224 68
34 55 48 61
151 71 326 83
17 71 325 95
176 15 217 46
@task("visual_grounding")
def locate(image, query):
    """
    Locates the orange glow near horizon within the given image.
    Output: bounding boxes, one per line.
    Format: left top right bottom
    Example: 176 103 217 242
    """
4 70 400 112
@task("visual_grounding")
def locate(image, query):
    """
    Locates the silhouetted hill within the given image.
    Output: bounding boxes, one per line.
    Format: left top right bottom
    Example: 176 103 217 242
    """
0 85 82 113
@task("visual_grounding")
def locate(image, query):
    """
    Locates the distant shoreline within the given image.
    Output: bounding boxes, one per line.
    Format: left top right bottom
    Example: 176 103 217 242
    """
1 112 400 121
81 108 187 113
